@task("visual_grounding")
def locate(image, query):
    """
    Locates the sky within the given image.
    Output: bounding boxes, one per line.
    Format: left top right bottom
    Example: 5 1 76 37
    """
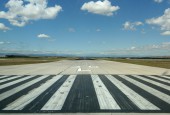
0 0 170 57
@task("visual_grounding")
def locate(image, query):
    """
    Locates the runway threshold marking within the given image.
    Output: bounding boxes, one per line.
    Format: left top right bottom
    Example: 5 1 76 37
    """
0 75 37 90
0 75 49 101
148 75 170 84
153 75 170 81
0 74 170 113
0 75 16 81
132 75 170 91
99 75 139 110
22 75 69 111
4 75 63 110
105 75 159 110
92 75 120 110
128 75 170 96
0 75 25 84
61 75 100 112
119 75 170 104
41 75 76 110
140 75 170 86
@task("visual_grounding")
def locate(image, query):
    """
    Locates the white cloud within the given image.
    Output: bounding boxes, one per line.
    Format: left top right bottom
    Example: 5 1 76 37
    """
0 41 11 45
101 42 170 56
123 21 143 31
146 8 170 36
130 46 136 50
0 42 5 45
68 28 76 32
161 31 170 35
154 0 163 3
37 34 50 38
135 21 143 26
81 0 120 16
0 23 10 32
128 42 170 51
0 0 62 27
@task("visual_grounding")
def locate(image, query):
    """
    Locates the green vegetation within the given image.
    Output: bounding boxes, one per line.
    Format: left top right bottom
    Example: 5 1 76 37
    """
105 58 170 69
0 57 74 66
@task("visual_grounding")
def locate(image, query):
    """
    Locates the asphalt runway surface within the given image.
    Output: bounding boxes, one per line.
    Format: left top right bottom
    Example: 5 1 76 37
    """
0 60 170 114
0 60 170 75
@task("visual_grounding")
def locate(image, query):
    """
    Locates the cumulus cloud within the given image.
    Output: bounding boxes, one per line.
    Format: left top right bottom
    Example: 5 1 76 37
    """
123 21 143 31
154 0 163 3
0 23 10 32
0 0 62 27
81 0 120 16
37 34 50 38
161 31 170 36
146 8 170 36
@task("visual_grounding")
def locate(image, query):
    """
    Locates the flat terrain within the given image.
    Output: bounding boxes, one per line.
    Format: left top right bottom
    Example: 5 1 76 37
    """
0 60 170 114
0 57 73 66
0 60 169 75
105 59 170 69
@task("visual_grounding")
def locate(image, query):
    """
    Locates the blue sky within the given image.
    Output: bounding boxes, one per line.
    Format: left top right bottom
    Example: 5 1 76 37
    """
0 0 170 57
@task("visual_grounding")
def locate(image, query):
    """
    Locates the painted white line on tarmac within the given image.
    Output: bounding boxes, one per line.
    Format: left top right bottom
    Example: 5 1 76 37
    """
120 75 170 104
0 75 11 79
0 75 49 101
106 75 159 110
92 75 120 110
133 75 170 91
0 75 24 83
0 75 36 90
162 76 170 80
148 75 170 84
41 75 76 110
4 75 63 110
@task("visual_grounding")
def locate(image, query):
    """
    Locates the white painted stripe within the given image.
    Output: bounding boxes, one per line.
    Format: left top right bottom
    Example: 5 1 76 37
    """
91 75 120 110
119 75 170 104
4 75 63 110
0 75 24 83
0 75 11 79
41 75 76 110
161 76 170 80
0 75 49 101
0 75 36 90
148 75 170 84
132 75 170 91
105 75 159 110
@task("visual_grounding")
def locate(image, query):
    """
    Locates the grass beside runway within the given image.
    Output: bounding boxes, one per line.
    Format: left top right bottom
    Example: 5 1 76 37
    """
0 57 75 66
105 59 170 69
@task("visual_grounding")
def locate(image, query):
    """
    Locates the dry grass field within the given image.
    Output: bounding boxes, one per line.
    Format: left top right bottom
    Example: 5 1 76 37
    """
1 57 170 69
105 59 170 69
0 57 73 66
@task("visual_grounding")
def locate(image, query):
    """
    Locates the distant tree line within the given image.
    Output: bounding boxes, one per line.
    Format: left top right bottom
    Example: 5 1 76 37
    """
5 55 31 58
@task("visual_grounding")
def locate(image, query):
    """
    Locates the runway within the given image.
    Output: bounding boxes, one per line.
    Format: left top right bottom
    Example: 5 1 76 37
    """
0 60 170 114
0 60 169 75
0 74 170 113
